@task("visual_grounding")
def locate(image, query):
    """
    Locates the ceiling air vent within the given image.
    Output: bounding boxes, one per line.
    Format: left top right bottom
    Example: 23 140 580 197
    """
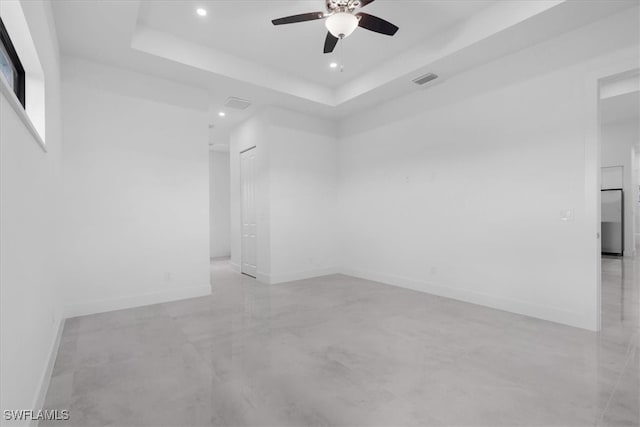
224 97 251 110
413 73 438 86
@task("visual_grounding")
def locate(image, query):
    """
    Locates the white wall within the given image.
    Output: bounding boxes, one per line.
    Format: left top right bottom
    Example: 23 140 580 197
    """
60 57 211 317
601 117 639 256
0 0 63 421
229 108 339 284
268 109 339 283
338 9 639 331
209 150 231 258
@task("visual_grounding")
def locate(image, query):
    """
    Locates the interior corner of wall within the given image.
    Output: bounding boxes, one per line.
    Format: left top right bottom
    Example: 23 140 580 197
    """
256 272 271 284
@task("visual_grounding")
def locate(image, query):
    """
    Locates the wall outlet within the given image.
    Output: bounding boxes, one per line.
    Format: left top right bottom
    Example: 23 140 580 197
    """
560 209 574 222
165 272 172 282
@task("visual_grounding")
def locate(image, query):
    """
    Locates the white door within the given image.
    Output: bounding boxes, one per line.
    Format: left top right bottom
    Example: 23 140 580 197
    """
240 147 257 277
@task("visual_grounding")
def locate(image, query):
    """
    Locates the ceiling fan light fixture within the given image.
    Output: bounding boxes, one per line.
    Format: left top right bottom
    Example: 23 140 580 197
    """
325 12 358 39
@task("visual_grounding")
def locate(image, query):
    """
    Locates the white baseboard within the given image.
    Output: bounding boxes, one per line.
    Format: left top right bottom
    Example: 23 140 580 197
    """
256 271 270 283
31 316 65 427
229 262 241 273
63 285 212 319
268 267 340 284
340 268 596 331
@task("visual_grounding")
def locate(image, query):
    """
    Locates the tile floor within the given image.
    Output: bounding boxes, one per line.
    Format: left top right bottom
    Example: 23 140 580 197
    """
42 257 639 426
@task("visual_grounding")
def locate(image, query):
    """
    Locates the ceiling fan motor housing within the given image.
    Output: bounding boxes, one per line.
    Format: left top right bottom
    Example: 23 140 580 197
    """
326 0 361 13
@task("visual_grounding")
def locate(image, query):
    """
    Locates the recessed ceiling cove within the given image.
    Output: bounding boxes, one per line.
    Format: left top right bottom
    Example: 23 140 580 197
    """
136 1 492 89
52 0 639 117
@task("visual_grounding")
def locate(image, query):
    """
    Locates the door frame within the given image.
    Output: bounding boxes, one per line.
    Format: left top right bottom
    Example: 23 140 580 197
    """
240 146 257 278
586 55 640 332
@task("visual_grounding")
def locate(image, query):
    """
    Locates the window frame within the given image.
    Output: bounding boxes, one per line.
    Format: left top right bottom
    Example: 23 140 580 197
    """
0 16 25 108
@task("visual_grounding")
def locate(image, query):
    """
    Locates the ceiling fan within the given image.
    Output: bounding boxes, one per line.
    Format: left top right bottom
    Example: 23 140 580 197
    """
271 0 399 54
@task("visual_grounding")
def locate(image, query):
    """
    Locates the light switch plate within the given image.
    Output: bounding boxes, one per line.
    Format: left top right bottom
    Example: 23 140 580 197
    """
560 209 574 221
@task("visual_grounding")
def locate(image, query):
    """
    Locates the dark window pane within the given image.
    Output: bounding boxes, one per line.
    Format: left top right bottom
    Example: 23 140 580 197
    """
0 17 25 107
0 42 15 89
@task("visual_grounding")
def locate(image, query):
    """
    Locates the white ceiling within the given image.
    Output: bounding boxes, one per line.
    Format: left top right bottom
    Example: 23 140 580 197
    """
51 0 639 145
137 1 495 89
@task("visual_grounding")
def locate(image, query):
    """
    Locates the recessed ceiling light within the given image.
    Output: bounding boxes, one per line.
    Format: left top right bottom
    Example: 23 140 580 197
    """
196 8 207 17
218 111 226 117
329 62 338 69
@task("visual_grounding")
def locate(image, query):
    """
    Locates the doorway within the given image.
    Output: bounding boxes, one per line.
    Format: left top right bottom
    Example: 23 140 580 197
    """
599 70 639 258
597 69 639 332
240 147 257 278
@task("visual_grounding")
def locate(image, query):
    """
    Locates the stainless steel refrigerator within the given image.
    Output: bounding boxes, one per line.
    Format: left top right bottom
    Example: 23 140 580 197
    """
601 189 624 256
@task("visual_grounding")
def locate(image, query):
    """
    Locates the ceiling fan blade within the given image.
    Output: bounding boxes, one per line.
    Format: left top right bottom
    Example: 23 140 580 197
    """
324 32 339 54
272 12 325 26
356 12 399 36
357 0 376 7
